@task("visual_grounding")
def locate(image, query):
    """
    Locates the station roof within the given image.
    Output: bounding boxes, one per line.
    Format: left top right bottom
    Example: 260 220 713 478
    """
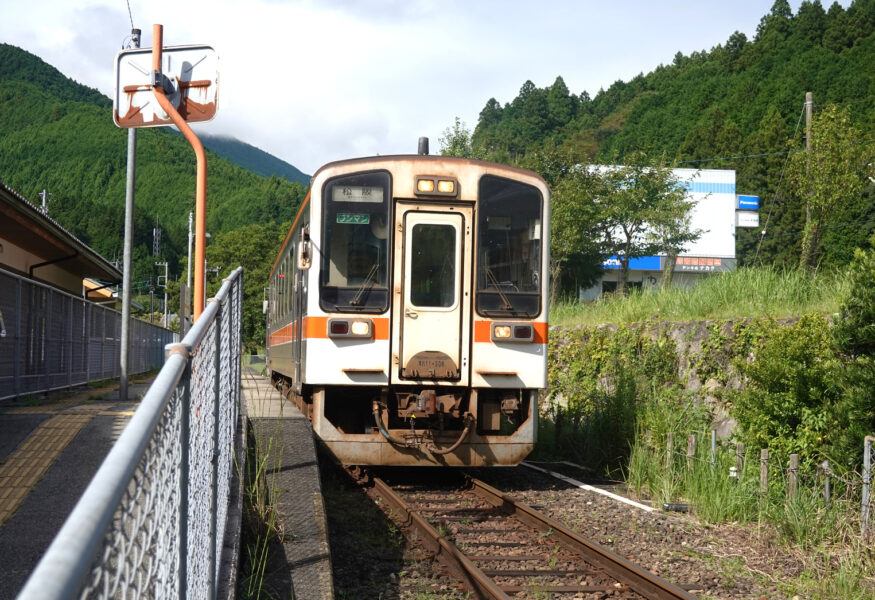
0 181 122 283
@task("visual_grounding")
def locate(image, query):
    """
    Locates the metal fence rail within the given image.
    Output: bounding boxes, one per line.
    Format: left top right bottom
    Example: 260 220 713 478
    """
0 267 174 400
17 267 244 600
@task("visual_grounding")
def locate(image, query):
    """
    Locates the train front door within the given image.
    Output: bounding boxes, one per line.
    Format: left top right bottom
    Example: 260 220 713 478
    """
392 203 472 383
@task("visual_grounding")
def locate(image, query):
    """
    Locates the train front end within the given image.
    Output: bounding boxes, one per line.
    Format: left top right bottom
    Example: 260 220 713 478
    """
269 155 549 466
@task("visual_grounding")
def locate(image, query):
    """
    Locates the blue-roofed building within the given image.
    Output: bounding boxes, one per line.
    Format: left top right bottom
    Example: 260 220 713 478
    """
580 167 740 300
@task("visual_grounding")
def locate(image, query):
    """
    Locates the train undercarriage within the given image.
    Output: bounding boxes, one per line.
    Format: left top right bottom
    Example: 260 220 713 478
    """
273 375 537 466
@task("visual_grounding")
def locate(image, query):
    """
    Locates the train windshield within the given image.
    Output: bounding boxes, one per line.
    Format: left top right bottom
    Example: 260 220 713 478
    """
476 175 543 318
320 171 391 312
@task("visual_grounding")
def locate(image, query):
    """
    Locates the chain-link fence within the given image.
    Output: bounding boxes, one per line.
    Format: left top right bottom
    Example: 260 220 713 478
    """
0 267 174 400
17 267 244 600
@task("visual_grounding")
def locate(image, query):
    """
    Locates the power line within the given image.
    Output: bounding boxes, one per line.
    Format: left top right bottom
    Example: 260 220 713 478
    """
125 0 134 30
754 101 807 264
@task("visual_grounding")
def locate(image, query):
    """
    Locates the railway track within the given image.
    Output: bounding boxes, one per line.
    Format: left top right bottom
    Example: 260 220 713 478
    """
368 475 698 599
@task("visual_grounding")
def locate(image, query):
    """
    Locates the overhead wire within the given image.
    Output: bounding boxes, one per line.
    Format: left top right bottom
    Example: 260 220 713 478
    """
753 101 807 265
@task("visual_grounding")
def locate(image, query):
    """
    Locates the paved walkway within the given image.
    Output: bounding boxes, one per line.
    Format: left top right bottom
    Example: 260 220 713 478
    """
0 378 152 599
242 371 334 600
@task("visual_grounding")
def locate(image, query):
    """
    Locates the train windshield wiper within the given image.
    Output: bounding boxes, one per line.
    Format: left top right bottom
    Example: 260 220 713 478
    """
349 263 379 307
485 268 514 311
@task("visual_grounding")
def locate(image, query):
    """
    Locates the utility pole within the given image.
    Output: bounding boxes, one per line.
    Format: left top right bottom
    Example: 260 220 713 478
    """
155 261 168 327
119 27 140 402
804 91 813 224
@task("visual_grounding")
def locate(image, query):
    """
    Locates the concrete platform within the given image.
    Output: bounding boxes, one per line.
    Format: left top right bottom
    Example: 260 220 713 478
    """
241 371 334 600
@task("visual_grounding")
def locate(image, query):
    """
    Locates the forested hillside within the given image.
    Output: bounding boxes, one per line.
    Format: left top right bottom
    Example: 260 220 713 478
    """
465 0 875 269
0 43 306 290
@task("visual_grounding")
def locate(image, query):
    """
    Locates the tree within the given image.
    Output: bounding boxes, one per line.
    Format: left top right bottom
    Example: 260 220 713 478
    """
439 117 474 158
788 104 870 273
204 222 289 352
520 146 603 303
597 152 702 294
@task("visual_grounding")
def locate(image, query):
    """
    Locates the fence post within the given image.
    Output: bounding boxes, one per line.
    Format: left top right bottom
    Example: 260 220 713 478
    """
819 460 831 507
736 442 745 477
208 297 223 598
178 354 191 600
789 454 799 499
687 435 696 470
863 436 873 535
13 277 21 397
760 449 769 495
666 432 673 471
710 430 716 469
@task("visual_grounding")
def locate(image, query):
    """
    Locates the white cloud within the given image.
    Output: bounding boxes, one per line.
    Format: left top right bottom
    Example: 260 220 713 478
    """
0 1 851 174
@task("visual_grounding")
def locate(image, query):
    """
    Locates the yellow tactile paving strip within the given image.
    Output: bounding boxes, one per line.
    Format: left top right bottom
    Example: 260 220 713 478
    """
0 411 103 526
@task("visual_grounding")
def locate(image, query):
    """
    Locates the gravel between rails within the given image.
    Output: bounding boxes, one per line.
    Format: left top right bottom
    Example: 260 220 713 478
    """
323 459 807 599
470 463 805 600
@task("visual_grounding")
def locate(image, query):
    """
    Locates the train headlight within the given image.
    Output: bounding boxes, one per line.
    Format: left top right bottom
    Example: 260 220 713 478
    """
437 179 455 194
328 318 374 339
350 320 371 336
493 325 512 339
415 176 459 197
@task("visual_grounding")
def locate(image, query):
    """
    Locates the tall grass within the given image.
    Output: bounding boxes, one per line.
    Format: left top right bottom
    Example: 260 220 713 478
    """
550 266 849 326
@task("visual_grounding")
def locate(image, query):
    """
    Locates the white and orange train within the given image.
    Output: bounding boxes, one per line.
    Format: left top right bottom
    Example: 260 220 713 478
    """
266 144 550 466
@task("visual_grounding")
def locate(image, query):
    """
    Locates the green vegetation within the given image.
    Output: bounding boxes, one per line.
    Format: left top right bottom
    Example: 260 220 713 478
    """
0 44 307 346
445 0 875 285
550 265 847 326
541 237 875 598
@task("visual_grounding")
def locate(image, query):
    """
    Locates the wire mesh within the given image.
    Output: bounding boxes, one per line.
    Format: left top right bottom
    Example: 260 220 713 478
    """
0 268 174 400
16 267 244 600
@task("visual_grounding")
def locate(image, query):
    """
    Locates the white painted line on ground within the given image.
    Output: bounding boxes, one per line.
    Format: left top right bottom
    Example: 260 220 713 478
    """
521 461 656 513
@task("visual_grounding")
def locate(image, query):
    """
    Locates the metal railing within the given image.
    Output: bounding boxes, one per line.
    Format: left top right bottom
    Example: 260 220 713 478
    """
17 267 244 600
0 267 174 400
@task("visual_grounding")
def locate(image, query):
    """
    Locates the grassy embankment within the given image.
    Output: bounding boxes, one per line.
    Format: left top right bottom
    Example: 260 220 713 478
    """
550 266 848 326
543 266 874 599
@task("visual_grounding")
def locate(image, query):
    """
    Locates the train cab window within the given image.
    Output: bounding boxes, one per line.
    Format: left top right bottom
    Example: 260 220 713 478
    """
320 171 391 313
410 223 457 308
476 175 543 318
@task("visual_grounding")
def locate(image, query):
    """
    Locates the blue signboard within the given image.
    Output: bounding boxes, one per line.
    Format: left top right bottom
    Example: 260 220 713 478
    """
737 195 759 210
603 255 662 270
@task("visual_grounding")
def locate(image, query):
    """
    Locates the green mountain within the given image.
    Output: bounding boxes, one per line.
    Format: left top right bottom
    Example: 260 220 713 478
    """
0 43 306 290
467 0 875 269
199 133 309 186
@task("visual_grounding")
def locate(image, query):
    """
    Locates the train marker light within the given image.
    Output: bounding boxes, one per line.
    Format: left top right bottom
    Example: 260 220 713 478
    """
513 325 533 341
416 179 435 193
330 320 349 335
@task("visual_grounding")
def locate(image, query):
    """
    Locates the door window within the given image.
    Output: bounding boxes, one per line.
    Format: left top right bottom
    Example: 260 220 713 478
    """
409 223 457 308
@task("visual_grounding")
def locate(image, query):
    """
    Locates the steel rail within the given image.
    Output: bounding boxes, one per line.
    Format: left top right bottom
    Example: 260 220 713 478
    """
372 477 509 600
469 478 698 600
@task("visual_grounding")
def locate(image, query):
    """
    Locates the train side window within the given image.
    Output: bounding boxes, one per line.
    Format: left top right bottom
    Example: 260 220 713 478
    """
320 171 391 313
476 175 543 318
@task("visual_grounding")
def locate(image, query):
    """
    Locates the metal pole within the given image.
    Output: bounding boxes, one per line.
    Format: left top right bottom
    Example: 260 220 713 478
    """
151 24 208 321
163 262 169 328
186 211 193 333
119 27 141 402
864 436 873 535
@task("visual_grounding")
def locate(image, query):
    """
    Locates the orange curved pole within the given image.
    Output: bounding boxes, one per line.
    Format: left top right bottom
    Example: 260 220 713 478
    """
151 24 208 321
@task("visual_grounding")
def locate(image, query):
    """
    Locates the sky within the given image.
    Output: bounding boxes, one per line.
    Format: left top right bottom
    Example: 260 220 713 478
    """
0 1 848 175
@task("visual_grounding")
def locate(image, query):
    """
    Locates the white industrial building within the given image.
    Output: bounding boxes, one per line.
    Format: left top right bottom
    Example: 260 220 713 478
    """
580 167 756 300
